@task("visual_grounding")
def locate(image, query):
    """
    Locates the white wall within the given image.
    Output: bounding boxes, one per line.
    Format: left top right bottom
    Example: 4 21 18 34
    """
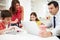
19 0 31 21
6 0 31 21
31 0 48 18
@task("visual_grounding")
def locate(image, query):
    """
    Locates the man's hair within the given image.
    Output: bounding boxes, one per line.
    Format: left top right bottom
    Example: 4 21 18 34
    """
1 10 12 19
48 1 59 8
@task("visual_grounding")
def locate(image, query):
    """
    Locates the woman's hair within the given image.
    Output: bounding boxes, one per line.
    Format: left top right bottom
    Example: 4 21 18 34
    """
30 12 39 21
10 0 20 14
1 10 12 19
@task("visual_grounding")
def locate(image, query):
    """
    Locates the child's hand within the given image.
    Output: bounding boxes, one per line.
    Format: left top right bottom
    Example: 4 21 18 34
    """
10 27 15 30
0 30 5 35
8 26 15 30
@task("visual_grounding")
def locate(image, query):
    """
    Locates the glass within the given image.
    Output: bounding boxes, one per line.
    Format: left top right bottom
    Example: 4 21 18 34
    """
39 24 47 33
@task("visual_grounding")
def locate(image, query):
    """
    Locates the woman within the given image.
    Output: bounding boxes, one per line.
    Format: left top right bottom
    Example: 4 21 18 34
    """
9 0 24 28
30 12 42 26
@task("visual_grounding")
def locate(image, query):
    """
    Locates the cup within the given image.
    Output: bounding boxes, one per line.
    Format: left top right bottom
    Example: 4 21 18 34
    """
39 24 47 33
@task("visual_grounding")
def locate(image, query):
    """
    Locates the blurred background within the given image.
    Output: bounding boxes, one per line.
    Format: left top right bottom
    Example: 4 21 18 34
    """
0 0 60 21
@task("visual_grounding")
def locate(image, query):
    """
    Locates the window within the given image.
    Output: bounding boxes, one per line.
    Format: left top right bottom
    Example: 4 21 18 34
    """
0 0 6 10
47 0 60 2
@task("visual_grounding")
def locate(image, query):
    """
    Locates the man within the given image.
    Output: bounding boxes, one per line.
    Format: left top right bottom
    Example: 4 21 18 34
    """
40 1 60 39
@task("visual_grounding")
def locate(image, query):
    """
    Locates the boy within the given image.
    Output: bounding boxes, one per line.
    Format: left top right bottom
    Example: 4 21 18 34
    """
0 10 26 35
0 10 13 35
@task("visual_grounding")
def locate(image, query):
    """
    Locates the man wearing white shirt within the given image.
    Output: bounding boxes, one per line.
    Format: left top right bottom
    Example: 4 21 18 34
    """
40 1 60 39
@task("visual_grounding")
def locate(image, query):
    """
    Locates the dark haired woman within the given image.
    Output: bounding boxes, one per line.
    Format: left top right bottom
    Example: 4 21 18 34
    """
9 0 24 28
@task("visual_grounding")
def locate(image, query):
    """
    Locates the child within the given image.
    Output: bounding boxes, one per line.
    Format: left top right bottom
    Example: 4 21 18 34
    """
0 10 13 35
0 10 26 35
30 12 42 26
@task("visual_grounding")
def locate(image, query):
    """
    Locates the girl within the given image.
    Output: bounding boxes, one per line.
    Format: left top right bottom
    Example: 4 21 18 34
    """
30 12 42 26
0 10 13 34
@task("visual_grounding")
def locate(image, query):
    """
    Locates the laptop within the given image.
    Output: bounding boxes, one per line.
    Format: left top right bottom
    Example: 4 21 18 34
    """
22 21 40 36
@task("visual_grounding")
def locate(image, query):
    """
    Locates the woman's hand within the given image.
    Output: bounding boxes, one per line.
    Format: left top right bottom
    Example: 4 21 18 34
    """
19 24 23 28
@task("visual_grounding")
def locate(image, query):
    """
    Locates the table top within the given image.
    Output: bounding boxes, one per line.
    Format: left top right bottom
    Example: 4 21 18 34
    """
0 26 59 40
0 31 59 40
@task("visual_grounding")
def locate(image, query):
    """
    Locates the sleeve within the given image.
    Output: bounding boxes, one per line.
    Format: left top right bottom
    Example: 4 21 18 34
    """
11 15 16 21
17 6 24 22
46 18 52 28
0 23 5 30
51 25 60 36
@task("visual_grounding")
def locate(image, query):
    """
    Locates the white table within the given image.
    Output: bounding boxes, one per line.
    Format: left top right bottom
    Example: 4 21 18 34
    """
0 32 59 40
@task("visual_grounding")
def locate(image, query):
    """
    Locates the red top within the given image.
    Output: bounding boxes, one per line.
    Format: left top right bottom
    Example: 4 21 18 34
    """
11 6 23 23
0 22 6 30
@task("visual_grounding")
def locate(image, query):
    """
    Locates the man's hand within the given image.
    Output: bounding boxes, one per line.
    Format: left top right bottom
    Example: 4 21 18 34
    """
40 31 52 38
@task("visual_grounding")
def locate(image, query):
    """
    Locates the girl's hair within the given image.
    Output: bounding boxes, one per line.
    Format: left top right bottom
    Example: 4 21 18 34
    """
30 12 39 21
10 0 20 14
1 10 12 19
